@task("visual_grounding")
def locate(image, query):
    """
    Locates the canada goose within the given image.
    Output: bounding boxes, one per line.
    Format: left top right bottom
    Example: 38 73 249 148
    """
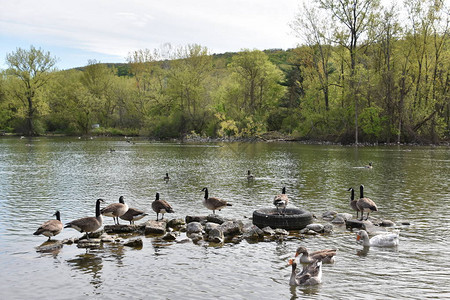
357 185 378 221
348 187 359 219
33 210 63 240
64 199 104 239
164 173 170 182
356 229 399 247
101 196 129 225
247 170 254 181
201 187 232 215
119 208 148 225
288 258 322 286
151 192 174 221
273 187 288 215
295 246 337 264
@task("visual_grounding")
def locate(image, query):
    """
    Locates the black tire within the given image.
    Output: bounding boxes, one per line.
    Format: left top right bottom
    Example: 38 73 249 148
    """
252 207 313 230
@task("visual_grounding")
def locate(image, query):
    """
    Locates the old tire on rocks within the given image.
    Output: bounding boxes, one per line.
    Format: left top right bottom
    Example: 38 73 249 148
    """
252 207 313 230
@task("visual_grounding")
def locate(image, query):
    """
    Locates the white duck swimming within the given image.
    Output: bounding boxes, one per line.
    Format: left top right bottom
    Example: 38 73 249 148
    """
356 229 399 247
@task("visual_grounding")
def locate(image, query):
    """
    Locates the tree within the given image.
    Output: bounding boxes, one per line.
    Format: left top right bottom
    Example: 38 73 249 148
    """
5 46 57 135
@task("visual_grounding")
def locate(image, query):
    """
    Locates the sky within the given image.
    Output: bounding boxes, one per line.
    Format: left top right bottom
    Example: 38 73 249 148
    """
0 0 301 70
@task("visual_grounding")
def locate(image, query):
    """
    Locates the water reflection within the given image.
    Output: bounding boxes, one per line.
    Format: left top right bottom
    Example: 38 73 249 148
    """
67 251 103 289
35 240 63 257
357 246 370 257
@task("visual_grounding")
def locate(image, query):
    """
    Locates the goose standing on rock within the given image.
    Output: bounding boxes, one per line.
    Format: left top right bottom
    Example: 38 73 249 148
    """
151 192 174 221
201 187 232 215
101 196 129 225
356 185 378 221
356 229 399 247
295 246 337 264
348 187 359 219
33 210 63 240
273 187 289 215
65 199 104 239
289 258 322 286
120 207 148 225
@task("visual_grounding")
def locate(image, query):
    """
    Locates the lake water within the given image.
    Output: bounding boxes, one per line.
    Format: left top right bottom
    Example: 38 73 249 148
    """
0 137 449 299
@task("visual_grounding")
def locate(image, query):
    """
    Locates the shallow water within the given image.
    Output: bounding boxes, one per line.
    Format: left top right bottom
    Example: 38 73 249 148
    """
0 137 449 299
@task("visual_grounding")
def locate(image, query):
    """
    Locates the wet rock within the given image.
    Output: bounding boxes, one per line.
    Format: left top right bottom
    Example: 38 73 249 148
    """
274 228 289 235
299 228 317 235
123 237 143 248
162 232 178 241
337 213 353 221
306 223 324 233
219 220 243 236
242 224 264 241
207 228 224 243
62 238 76 245
36 241 64 253
345 219 365 230
80 230 104 239
204 222 220 233
144 220 167 235
189 233 203 243
100 233 115 243
230 236 243 244
331 215 346 224
206 214 225 225
185 215 207 224
167 218 185 229
77 238 101 248
323 223 334 234
380 220 395 227
322 211 337 221
186 222 204 235
262 226 276 236
104 224 144 234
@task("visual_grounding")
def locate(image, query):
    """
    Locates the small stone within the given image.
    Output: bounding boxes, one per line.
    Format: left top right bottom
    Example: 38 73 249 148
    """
262 226 276 236
207 214 225 224
219 220 243 236
77 238 101 248
162 232 178 241
144 220 167 235
299 228 310 234
345 219 365 230
380 220 395 227
167 218 185 229
274 228 289 235
189 233 203 243
185 215 207 224
186 222 204 235
336 213 353 221
331 215 346 224
123 237 143 248
207 228 224 243
323 223 333 234
243 224 264 241
306 223 324 233
322 211 337 221
36 241 64 253
204 222 220 233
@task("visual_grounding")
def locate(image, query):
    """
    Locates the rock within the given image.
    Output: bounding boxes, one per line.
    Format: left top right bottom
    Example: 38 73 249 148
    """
242 224 264 241
186 222 204 235
345 219 365 230
207 228 224 243
322 211 337 221
204 222 220 233
399 220 411 226
306 223 324 233
123 237 143 248
100 233 115 243
336 213 353 221
189 233 203 243
77 238 101 248
262 226 276 236
185 215 207 224
62 238 76 245
219 220 243 236
299 228 317 235
380 220 395 227
36 241 64 253
162 232 178 241
323 223 333 234
230 236 243 244
331 215 346 224
206 214 225 224
104 224 143 234
274 228 289 235
167 218 185 229
80 230 104 239
144 220 167 235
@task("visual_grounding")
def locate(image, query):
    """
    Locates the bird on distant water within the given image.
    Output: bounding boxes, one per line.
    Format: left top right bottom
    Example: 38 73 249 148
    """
356 185 378 221
33 210 63 241
151 192 174 221
64 199 104 239
247 170 254 181
164 173 170 182
348 187 359 219
273 187 289 215
101 196 129 225
201 187 232 215
120 207 148 225
365 162 373 169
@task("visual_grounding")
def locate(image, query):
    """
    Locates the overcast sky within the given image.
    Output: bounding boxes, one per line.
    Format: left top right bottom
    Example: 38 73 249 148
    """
0 0 302 70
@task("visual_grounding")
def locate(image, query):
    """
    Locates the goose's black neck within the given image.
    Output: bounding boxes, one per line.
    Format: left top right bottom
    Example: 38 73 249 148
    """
96 199 103 217
119 196 124 204
360 185 364 198
55 210 61 221
203 188 209 199
349 188 354 200
156 193 160 200
282 187 286 194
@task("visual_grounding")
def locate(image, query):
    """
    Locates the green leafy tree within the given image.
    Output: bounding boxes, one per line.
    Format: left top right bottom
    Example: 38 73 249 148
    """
5 46 57 135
